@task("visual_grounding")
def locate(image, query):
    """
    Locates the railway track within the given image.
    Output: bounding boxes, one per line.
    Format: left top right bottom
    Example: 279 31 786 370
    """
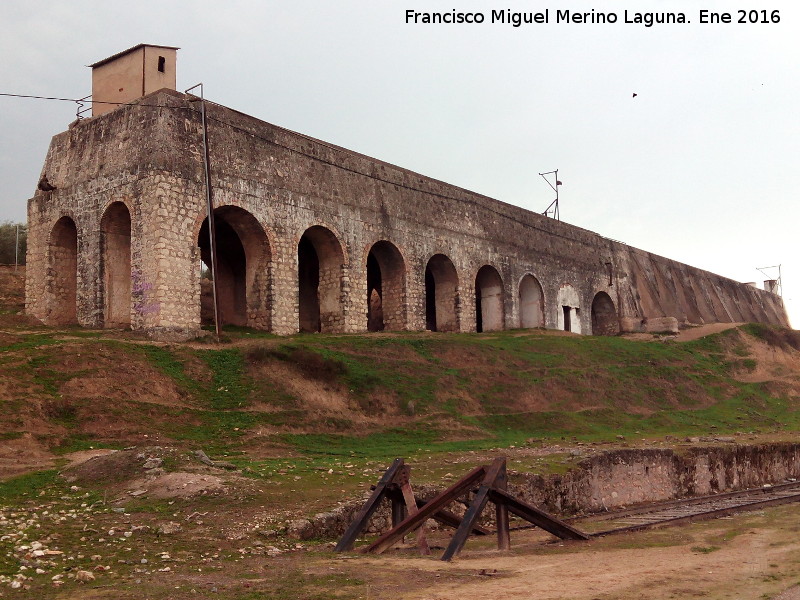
571 480 800 536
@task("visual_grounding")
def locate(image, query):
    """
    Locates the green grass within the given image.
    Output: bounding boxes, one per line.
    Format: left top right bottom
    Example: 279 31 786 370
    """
200 348 252 409
6 324 800 464
51 434 122 455
0 469 60 503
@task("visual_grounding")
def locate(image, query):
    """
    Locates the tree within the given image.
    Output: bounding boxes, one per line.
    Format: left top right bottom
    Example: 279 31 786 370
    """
0 221 27 265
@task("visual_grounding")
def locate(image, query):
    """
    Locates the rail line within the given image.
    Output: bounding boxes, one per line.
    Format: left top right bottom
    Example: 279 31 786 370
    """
568 480 800 536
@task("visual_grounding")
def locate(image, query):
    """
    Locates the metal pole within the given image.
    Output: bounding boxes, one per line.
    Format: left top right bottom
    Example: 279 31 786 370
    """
554 169 559 221
186 84 221 340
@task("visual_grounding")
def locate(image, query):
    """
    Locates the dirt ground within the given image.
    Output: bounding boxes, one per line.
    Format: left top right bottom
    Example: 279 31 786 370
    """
349 507 800 600
3 267 800 598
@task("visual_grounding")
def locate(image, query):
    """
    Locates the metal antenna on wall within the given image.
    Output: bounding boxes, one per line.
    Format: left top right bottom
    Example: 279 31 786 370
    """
757 264 783 297
186 83 221 341
540 170 562 220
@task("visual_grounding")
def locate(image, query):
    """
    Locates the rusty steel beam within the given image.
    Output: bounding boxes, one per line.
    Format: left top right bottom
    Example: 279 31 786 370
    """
364 465 487 555
400 478 431 555
488 488 590 540
335 458 405 552
415 500 490 535
441 458 507 561
494 459 510 551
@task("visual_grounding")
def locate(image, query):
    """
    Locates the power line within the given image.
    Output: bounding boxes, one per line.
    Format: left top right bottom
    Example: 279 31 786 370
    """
2 89 613 254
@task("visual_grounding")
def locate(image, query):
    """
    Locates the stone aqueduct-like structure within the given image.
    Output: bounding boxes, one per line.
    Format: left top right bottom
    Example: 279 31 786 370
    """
25 48 788 339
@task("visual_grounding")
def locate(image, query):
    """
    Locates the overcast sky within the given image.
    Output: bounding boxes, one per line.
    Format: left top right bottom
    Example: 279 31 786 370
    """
0 0 797 327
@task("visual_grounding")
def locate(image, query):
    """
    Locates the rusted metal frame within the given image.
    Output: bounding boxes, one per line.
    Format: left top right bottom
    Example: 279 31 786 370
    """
573 481 800 525
593 490 800 537
390 487 406 528
364 465 487 555
335 458 405 552
494 459 510 551
441 457 507 561
400 478 431 555
488 489 590 540
415 500 490 535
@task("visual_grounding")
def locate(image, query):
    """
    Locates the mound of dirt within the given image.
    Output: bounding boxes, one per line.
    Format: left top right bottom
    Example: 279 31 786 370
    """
61 446 253 502
62 446 180 485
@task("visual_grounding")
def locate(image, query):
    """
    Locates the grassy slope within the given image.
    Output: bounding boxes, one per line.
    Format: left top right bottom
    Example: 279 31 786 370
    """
2 317 799 463
1 265 799 464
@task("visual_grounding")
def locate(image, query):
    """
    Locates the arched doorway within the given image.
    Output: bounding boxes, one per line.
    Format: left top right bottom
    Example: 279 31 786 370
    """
100 202 131 327
591 291 619 336
425 254 459 332
298 226 345 333
367 241 406 332
519 274 545 328
556 284 581 333
198 206 271 329
47 216 78 325
475 265 504 332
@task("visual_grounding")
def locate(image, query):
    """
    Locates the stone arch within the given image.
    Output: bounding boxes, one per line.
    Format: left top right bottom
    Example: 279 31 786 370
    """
425 254 459 332
591 291 619 336
47 216 78 325
475 265 504 332
519 273 545 329
198 206 271 329
298 225 345 333
556 284 581 334
100 202 131 327
366 240 406 332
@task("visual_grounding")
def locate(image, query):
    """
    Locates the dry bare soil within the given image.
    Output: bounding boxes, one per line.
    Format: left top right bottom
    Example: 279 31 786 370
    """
2 265 800 599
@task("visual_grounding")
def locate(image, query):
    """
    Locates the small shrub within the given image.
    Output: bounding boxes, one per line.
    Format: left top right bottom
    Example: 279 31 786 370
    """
744 323 800 352
43 398 77 422
246 344 346 384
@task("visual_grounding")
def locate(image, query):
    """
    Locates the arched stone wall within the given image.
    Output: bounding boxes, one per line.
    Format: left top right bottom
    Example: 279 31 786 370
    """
366 240 406 332
47 216 78 325
425 254 459 332
298 225 345 333
25 89 790 339
475 265 504 332
591 291 619 336
519 273 545 329
557 284 581 334
198 206 271 329
100 202 132 327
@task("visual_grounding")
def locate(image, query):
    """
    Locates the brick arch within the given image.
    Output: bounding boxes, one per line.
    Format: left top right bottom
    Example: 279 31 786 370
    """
197 206 272 329
298 225 345 333
47 215 78 325
366 240 407 332
519 273 545 329
425 253 459 332
100 201 132 327
591 291 619 336
475 265 504 332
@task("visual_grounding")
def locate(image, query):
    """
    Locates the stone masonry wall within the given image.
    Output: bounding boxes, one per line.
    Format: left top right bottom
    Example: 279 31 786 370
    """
26 89 789 338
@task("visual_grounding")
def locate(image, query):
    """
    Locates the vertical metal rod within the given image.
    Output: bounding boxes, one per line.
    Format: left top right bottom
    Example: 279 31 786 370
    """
188 83 221 340
554 168 559 221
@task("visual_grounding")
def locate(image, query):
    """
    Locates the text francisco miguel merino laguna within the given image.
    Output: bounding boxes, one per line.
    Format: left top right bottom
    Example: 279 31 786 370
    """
405 8 782 27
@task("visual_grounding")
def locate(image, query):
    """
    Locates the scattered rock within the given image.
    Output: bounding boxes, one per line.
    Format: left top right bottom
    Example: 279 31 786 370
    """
194 450 237 471
157 522 183 535
142 457 163 470
75 570 95 583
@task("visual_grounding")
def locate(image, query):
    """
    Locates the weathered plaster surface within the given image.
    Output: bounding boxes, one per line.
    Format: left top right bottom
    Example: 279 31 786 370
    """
26 90 789 338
